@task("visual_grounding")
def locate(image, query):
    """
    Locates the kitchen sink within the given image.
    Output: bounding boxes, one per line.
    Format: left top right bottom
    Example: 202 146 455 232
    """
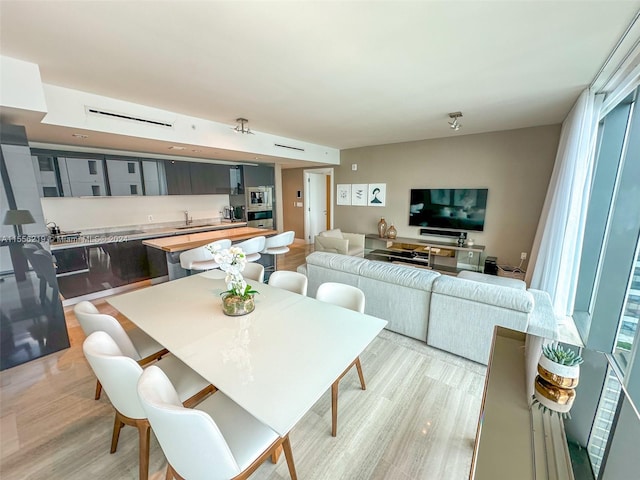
175 224 211 230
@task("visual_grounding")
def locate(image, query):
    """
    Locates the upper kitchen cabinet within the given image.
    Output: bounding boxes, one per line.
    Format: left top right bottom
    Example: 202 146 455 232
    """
243 165 274 187
164 160 192 195
230 166 244 195
60 157 108 196
165 160 235 195
106 159 143 196
189 163 231 194
32 155 63 197
32 154 108 197
141 160 167 195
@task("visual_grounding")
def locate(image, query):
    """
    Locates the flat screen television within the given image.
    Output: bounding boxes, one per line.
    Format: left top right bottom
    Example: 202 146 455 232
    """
409 188 488 231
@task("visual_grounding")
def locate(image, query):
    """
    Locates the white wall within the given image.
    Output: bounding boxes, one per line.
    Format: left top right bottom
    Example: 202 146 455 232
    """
41 194 230 231
0 56 47 113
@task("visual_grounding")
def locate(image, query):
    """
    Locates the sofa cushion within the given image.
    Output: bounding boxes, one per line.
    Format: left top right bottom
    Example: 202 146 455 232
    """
305 251 367 272
304 252 368 297
432 275 534 313
457 270 526 290
320 228 343 239
358 261 438 341
360 259 440 290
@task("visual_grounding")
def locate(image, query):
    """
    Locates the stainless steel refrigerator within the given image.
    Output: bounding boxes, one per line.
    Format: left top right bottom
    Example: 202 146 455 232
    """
0 124 70 370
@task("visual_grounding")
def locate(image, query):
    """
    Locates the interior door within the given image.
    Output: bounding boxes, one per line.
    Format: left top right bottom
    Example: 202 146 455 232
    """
307 172 327 242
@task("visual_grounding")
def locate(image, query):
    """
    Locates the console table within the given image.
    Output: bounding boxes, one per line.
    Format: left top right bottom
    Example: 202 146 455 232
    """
471 327 574 479
364 234 484 274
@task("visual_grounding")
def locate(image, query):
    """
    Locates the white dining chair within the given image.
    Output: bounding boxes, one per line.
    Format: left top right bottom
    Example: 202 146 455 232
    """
234 236 266 262
83 332 215 480
315 282 367 437
74 300 169 400
242 262 265 283
137 365 298 480
268 271 308 296
261 231 295 271
179 239 232 274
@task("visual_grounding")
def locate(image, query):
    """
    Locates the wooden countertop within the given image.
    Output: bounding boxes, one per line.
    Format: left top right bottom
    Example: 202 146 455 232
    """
143 227 277 252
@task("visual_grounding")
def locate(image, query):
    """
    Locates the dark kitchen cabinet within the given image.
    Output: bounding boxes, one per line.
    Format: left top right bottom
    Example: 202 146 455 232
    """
165 161 192 195
244 165 274 187
190 163 231 194
55 240 168 299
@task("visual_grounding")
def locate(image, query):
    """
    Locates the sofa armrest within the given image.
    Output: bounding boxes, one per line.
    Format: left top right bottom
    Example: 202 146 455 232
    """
342 232 365 249
314 235 349 255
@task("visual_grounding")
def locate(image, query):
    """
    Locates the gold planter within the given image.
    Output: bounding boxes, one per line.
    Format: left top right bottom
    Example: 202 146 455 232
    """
222 294 255 316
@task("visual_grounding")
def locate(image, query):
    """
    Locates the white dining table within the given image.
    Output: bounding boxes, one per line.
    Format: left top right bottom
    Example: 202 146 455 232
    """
107 271 387 436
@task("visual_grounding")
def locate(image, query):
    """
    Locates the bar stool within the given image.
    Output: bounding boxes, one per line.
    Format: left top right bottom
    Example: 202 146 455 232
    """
261 231 294 271
233 236 265 262
179 239 231 274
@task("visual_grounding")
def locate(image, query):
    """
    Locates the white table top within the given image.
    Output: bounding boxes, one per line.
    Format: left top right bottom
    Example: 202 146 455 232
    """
107 271 387 436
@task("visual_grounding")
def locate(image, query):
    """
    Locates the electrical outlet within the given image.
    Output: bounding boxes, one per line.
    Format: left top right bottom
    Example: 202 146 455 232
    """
148 215 153 222
468 251 473 258
521 252 527 260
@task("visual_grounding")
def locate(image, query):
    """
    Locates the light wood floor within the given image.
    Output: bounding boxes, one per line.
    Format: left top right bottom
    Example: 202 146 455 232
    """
0 242 486 480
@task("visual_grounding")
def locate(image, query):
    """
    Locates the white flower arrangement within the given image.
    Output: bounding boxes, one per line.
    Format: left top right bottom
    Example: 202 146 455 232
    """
206 245 257 298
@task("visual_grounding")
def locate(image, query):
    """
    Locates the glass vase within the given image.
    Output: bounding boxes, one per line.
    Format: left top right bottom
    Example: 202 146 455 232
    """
386 224 397 239
377 217 387 238
222 294 255 316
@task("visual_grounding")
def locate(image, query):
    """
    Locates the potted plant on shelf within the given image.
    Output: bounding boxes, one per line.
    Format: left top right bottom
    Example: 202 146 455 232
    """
207 245 258 316
531 343 583 418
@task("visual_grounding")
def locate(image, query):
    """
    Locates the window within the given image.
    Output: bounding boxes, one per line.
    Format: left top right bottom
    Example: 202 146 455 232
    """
128 162 136 174
130 184 138 195
42 186 59 197
91 185 101 196
38 157 54 172
614 242 640 373
574 86 640 360
88 160 98 175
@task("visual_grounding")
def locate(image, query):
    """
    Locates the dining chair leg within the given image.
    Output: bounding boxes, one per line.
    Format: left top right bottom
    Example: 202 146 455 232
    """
137 419 151 480
110 412 124 453
282 434 298 480
95 379 103 400
355 357 366 390
331 380 339 437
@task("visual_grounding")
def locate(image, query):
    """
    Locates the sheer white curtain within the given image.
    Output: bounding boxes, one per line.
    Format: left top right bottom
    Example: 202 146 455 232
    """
526 88 604 317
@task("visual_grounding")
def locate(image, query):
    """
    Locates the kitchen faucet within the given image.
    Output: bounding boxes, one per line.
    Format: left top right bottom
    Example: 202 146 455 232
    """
184 210 193 225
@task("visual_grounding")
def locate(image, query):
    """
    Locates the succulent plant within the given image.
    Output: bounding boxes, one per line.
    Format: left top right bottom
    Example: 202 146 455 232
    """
531 396 572 419
542 344 583 366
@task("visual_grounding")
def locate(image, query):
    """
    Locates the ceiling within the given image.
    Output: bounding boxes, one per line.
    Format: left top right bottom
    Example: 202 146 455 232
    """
1 1 639 167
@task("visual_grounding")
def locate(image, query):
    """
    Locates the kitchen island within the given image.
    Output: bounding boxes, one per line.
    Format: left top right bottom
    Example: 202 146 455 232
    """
144 226 277 280
51 222 252 302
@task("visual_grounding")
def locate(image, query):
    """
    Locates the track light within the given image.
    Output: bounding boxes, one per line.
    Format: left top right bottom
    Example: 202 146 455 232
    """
448 112 463 131
233 118 254 135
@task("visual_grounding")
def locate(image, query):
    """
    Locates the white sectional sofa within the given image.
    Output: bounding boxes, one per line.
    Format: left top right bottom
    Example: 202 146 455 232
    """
298 252 557 364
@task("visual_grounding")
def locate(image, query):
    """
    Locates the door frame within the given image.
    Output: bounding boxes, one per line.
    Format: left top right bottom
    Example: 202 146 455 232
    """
303 168 334 244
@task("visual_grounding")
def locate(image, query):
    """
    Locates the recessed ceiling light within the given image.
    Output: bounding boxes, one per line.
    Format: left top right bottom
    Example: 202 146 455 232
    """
169 146 186 151
72 133 89 139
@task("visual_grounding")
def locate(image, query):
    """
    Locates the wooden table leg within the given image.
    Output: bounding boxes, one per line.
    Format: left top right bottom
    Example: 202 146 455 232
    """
271 445 283 463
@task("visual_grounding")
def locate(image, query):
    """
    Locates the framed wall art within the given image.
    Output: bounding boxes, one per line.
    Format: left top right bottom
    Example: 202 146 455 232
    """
336 184 351 205
351 184 368 206
368 183 386 206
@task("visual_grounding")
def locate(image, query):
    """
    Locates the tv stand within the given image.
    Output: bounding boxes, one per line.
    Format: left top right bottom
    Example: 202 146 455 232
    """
364 234 485 275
